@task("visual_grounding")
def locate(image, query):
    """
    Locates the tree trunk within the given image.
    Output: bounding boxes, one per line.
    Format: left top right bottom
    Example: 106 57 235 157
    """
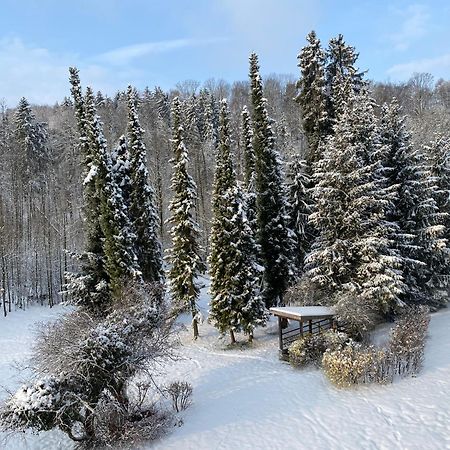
192 318 199 340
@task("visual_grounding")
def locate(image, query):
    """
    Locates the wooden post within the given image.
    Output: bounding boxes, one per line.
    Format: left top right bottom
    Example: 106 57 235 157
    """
300 320 303 337
278 316 283 352
309 320 313 334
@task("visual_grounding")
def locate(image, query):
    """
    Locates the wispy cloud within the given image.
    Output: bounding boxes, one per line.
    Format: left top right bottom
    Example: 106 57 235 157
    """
97 37 227 65
388 4 430 51
0 36 227 105
387 52 450 78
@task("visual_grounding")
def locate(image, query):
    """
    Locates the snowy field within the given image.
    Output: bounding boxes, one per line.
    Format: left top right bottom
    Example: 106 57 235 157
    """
1 281 450 450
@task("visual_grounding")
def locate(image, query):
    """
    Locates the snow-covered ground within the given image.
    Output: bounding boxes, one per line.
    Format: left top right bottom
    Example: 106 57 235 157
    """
1 282 450 450
150 278 450 450
0 305 72 449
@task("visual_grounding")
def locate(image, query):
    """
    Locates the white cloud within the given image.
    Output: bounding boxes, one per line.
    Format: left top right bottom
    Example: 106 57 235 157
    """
0 36 225 106
98 39 197 65
388 4 430 51
387 53 450 79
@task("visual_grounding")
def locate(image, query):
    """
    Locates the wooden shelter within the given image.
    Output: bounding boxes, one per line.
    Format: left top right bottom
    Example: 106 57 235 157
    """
270 306 336 358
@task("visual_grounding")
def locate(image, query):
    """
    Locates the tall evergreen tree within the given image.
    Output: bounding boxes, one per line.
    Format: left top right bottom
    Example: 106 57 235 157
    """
306 91 405 313
287 155 312 275
111 134 132 209
209 100 265 343
166 97 204 339
66 68 110 311
249 53 293 307
296 31 328 163
14 97 49 179
325 34 365 129
84 87 140 297
241 105 259 251
426 135 450 243
126 86 164 283
379 100 449 306
241 105 255 190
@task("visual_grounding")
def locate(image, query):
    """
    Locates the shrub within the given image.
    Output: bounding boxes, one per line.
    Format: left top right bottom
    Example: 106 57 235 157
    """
322 305 431 388
165 381 193 413
322 341 391 387
333 291 380 341
289 330 348 368
1 283 180 447
388 305 430 376
284 277 329 306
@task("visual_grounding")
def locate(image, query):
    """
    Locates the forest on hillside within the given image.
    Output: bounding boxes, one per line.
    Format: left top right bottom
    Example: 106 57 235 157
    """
0 32 449 317
1 29 450 447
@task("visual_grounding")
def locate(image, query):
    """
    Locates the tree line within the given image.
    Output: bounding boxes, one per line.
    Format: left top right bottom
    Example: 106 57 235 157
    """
0 31 449 325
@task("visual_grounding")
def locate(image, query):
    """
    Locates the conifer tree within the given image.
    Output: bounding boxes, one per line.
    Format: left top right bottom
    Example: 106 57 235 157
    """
126 86 164 283
110 135 132 209
209 100 265 343
287 155 312 274
166 97 204 339
426 135 450 242
241 106 255 190
379 100 449 306
241 105 258 242
296 31 328 163
306 91 405 313
66 68 110 310
249 53 293 307
84 87 140 297
325 34 365 129
14 97 49 178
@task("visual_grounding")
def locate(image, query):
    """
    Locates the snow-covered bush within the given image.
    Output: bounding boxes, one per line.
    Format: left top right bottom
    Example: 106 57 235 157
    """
323 306 430 387
388 305 430 376
322 342 390 387
285 277 329 307
1 375 67 433
289 330 348 368
333 291 380 341
1 283 178 447
165 381 193 413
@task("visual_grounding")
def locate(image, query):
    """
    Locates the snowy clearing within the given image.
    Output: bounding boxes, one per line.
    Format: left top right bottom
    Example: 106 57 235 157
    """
150 279 450 450
1 283 450 450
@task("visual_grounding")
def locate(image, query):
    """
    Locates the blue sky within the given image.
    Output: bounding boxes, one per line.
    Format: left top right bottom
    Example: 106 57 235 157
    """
0 0 449 105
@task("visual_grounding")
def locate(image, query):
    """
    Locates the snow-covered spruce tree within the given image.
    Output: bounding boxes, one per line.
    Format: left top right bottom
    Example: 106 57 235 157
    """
127 86 164 283
166 97 204 339
84 87 141 298
14 97 49 180
287 155 313 275
379 100 449 307
426 135 450 243
296 30 328 163
241 105 259 250
325 34 365 130
242 105 255 190
249 53 293 307
209 100 266 343
66 67 110 310
111 134 132 209
306 90 405 314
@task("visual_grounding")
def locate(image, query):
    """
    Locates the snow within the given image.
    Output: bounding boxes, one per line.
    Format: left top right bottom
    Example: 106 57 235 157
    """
149 278 450 449
0 305 72 450
270 305 335 319
1 284 450 450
